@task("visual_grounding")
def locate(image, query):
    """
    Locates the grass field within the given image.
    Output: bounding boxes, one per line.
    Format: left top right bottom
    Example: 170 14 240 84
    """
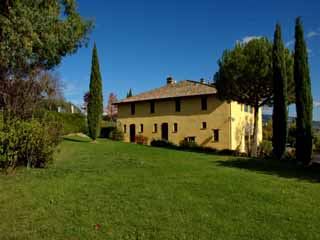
1 137 320 239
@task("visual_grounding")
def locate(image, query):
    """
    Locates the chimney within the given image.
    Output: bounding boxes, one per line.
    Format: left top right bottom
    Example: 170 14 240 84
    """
167 76 175 85
200 78 205 84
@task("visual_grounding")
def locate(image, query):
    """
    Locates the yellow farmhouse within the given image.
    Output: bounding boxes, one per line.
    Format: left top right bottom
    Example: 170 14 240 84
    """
115 77 262 152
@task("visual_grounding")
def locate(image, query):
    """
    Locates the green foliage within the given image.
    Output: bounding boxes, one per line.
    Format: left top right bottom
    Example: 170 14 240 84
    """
258 140 273 158
87 44 103 140
263 120 273 141
150 139 177 149
272 23 288 160
0 119 61 173
314 134 320 153
215 38 273 157
35 111 87 135
294 17 313 165
288 121 297 147
108 128 124 141
0 0 93 74
179 139 200 149
126 88 133 98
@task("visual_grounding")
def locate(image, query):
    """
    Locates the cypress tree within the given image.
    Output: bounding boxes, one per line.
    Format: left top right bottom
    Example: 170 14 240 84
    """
127 88 132 98
272 23 288 160
87 43 103 141
294 17 313 165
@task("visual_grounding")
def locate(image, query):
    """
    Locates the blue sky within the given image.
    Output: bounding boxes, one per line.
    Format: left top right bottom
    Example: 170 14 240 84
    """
58 0 320 120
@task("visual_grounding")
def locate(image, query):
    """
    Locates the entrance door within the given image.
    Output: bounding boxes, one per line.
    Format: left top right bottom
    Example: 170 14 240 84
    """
161 123 169 140
130 124 136 143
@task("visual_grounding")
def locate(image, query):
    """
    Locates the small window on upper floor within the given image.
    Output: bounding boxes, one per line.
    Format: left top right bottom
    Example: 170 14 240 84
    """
213 129 219 142
150 101 155 114
201 96 207 110
175 99 181 112
131 103 135 115
202 122 207 129
173 123 178 133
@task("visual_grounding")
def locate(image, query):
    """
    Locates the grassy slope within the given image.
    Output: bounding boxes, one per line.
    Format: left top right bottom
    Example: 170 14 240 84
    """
0 137 320 239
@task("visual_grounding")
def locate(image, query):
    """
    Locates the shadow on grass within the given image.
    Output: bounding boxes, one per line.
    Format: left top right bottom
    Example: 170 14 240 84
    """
62 136 91 143
216 158 320 183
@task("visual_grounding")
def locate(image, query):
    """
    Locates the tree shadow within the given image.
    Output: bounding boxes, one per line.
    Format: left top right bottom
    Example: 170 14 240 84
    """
216 157 320 183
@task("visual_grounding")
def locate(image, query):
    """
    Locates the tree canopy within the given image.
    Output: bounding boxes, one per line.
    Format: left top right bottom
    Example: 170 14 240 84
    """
215 38 294 156
0 0 93 76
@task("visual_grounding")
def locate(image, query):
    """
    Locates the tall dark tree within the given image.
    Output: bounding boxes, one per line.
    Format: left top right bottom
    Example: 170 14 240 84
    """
272 23 288 160
127 88 133 98
294 17 313 165
87 43 103 141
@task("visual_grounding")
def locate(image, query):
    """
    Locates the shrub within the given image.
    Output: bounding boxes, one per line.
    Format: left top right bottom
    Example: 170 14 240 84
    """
179 139 200 149
109 128 124 141
0 119 61 173
258 140 273 158
150 139 177 149
314 134 320 153
135 135 148 145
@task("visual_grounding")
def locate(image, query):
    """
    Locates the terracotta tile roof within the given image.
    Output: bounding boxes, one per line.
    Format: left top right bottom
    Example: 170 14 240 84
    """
115 80 217 104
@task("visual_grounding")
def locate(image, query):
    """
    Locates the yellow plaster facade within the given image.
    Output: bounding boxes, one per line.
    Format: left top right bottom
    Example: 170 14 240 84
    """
117 94 262 151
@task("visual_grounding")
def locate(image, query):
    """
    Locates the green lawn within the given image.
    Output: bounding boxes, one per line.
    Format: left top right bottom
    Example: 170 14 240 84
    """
1 137 320 239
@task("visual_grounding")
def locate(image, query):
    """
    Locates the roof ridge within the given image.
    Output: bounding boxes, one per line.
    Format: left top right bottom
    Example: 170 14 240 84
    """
115 79 217 104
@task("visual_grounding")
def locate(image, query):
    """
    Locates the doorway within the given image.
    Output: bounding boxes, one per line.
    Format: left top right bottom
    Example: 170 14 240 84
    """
130 124 136 143
161 123 169 140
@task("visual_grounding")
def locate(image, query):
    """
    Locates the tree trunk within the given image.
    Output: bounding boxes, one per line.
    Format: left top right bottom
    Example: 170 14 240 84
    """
251 103 259 157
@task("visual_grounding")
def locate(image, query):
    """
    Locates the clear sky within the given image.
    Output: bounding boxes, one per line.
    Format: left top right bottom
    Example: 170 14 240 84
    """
58 0 320 120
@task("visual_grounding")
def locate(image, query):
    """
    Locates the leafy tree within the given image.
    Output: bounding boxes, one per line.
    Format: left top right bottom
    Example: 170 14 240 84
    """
215 38 273 156
87 44 103 141
272 23 288 160
263 119 273 141
127 88 133 98
215 38 295 157
105 93 118 122
0 0 93 119
294 17 313 165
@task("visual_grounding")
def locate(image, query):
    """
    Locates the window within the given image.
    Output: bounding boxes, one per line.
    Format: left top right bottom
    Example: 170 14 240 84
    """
213 129 219 142
250 106 254 114
185 136 196 143
201 96 207 110
123 125 127 133
175 99 181 112
150 101 155 113
173 123 178 133
140 124 144 133
153 124 158 133
131 103 135 115
202 122 207 129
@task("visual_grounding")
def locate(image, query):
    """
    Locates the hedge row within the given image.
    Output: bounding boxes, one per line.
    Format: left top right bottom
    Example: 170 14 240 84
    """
37 111 87 135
